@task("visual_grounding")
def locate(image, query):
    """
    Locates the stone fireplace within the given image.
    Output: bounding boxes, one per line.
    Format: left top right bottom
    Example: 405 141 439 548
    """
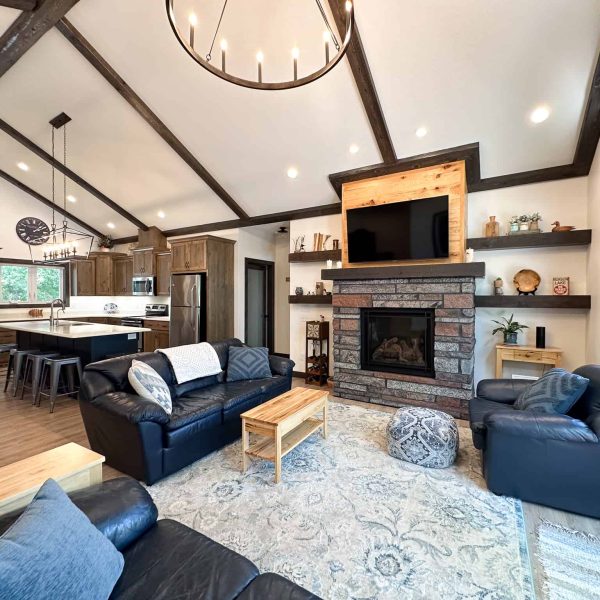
327 264 484 419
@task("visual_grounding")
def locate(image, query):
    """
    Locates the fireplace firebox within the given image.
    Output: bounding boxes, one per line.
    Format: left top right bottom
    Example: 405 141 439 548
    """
360 308 435 377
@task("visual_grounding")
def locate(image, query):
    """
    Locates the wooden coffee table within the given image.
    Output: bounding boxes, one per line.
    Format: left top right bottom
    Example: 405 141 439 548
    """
241 387 329 483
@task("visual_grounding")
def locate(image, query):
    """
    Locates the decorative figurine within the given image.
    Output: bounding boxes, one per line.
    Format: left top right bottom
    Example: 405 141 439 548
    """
553 277 570 296
551 222 576 232
485 216 500 237
465 248 474 263
295 287 304 296
494 277 504 296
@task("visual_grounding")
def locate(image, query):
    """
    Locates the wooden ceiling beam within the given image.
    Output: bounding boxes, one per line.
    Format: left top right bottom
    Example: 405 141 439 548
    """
326 0 395 163
0 1 37 10
56 18 250 221
0 168 104 238
0 0 79 78
0 118 149 231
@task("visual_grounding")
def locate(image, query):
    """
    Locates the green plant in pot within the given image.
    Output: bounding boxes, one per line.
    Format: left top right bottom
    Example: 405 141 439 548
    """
492 314 528 345
97 235 114 252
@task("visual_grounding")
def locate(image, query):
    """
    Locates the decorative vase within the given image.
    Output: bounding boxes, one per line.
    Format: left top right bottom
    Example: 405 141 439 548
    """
494 278 504 296
485 216 500 237
504 332 518 345
295 287 304 296
99 247 110 253
510 222 519 233
529 221 540 232
465 248 474 263
519 222 529 231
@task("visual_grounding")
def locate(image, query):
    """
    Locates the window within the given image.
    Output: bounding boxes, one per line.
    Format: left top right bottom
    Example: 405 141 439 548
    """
0 263 65 305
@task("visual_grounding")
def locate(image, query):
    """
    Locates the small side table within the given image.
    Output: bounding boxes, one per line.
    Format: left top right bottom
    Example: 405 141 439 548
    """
495 344 563 378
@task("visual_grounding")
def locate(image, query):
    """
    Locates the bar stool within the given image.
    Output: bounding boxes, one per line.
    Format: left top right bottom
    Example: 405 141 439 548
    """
4 348 40 396
37 356 83 413
0 343 16 374
19 351 60 405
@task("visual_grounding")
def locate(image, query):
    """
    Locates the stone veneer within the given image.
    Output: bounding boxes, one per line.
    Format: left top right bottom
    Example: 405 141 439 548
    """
332 277 475 419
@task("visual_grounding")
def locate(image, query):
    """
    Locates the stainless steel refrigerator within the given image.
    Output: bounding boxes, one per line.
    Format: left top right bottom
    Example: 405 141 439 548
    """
170 273 206 346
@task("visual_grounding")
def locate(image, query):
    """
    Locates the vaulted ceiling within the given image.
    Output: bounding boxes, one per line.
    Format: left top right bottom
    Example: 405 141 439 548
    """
0 0 599 240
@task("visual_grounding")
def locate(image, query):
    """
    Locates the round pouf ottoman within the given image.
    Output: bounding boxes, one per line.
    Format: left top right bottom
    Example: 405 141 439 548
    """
387 406 459 468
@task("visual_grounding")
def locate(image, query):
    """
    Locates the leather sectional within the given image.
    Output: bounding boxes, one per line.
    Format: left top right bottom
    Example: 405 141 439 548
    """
79 338 294 484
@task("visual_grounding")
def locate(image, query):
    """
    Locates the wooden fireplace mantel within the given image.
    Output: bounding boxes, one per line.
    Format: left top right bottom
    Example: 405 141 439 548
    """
321 262 485 280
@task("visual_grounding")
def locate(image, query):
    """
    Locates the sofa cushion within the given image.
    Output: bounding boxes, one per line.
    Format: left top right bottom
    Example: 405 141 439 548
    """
109 519 259 600
227 346 272 382
469 397 517 433
237 573 321 600
0 479 124 600
515 368 590 414
166 396 222 431
128 360 173 415
212 338 244 383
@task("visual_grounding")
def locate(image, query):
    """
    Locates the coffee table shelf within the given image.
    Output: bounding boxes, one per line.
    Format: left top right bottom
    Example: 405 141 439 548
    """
246 418 323 460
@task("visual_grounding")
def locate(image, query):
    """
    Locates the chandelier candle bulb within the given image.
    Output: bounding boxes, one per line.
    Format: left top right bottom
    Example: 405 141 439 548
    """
188 13 197 49
323 31 330 63
256 51 263 83
292 47 299 80
220 39 227 72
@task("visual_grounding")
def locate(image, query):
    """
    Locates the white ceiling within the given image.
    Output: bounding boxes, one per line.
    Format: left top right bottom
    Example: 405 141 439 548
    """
0 0 599 237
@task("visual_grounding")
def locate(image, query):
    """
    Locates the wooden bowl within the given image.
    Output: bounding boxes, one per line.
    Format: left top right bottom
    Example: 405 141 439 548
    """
513 269 541 293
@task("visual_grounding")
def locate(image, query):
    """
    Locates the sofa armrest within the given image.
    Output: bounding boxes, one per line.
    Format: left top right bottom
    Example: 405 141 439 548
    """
476 379 532 404
91 392 170 425
485 411 598 443
269 355 295 378
69 477 158 550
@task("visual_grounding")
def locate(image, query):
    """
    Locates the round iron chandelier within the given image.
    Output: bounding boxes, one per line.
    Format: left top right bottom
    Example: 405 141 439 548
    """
165 0 355 91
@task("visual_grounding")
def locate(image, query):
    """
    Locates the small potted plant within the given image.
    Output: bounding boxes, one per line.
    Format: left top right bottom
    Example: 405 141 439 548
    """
518 214 530 231
97 235 114 252
492 314 528 345
509 216 519 234
529 212 542 232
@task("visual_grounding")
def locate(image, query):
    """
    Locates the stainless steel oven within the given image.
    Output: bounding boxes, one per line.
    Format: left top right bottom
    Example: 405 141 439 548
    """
132 276 156 296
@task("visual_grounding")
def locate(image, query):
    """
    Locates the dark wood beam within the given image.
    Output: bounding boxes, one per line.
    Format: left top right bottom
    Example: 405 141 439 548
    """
329 143 481 197
0 1 37 10
0 168 104 238
56 18 250 221
0 0 79 77
0 118 148 231
112 203 341 243
326 0 395 163
573 51 600 175
469 164 580 193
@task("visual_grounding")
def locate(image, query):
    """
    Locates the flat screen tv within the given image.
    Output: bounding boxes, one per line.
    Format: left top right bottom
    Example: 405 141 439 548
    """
347 195 449 263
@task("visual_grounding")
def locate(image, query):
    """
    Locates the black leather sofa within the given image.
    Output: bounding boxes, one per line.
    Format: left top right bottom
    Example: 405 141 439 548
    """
469 364 600 518
0 477 319 600
79 339 294 484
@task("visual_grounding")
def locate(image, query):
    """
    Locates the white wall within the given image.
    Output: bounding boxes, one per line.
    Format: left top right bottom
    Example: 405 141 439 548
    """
588 143 600 364
274 229 290 354
289 214 341 374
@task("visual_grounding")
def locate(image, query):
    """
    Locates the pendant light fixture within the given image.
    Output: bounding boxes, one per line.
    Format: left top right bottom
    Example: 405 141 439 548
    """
165 0 354 91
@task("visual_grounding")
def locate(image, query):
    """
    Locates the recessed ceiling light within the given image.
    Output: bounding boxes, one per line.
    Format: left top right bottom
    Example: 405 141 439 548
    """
287 167 299 179
157 210 166 219
66 195 77 203
107 222 115 230
349 144 360 154
415 127 428 138
17 162 29 171
530 105 550 124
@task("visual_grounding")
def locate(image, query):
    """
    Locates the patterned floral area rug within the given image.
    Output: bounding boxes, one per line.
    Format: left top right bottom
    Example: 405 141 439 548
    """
148 402 534 600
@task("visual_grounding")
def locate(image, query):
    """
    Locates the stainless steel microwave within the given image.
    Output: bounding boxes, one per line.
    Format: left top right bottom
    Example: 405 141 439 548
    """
132 276 156 296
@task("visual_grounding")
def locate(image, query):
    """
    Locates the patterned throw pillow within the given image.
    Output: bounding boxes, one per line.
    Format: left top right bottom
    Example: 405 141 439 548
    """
227 346 272 382
128 359 172 415
514 368 589 414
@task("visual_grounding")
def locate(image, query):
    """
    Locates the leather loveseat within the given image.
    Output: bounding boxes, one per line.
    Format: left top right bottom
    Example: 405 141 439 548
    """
0 477 319 599
79 339 294 484
469 364 600 518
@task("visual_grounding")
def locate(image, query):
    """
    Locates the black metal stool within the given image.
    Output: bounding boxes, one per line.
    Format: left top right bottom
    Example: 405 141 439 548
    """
19 351 60 405
0 343 16 375
38 356 83 413
4 348 40 396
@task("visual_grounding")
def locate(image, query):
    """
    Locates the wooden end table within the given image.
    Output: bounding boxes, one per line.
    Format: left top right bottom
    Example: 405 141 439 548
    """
241 387 329 483
495 344 563 378
0 443 105 516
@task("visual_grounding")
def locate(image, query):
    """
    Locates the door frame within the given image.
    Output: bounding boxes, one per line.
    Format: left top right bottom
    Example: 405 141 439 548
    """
244 258 275 352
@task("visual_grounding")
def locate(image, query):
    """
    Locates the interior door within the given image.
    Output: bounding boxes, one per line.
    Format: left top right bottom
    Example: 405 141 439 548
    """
245 258 274 351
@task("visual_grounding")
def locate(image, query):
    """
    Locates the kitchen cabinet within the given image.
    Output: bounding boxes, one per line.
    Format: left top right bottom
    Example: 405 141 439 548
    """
133 249 155 276
113 258 133 295
170 239 206 273
70 260 96 296
156 252 171 296
143 319 169 352
94 254 114 295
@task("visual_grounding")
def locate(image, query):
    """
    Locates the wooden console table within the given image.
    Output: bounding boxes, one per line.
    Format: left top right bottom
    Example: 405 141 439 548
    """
0 443 105 516
495 344 563 378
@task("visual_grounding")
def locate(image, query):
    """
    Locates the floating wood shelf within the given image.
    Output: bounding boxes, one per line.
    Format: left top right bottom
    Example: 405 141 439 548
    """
322 262 485 280
288 295 333 305
289 250 342 262
468 230 592 251
475 295 591 309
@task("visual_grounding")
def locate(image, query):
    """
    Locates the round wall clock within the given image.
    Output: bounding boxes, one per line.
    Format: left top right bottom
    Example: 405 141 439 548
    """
15 217 51 245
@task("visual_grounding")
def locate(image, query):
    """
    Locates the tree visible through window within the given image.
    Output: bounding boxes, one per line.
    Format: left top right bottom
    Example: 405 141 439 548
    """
0 264 64 304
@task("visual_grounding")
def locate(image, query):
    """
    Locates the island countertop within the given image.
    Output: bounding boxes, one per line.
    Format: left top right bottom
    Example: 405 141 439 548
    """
0 320 151 339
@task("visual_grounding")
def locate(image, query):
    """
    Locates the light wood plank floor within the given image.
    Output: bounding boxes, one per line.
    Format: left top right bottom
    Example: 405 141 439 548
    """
1 371 598 598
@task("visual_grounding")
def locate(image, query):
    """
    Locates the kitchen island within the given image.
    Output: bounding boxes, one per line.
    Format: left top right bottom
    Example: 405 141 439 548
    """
0 321 151 367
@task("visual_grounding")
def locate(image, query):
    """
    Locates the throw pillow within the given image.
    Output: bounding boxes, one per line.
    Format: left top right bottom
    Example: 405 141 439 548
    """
515 368 590 414
227 346 272 382
0 479 124 600
128 359 172 415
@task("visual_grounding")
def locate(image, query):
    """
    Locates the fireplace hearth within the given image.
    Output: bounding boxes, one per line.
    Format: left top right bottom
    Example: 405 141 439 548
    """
361 308 435 377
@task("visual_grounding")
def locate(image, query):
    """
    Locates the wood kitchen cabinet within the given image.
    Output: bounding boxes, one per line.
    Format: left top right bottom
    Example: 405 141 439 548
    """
143 319 169 352
94 254 114 295
113 257 133 295
170 239 206 273
132 249 155 276
70 260 96 296
156 252 171 296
